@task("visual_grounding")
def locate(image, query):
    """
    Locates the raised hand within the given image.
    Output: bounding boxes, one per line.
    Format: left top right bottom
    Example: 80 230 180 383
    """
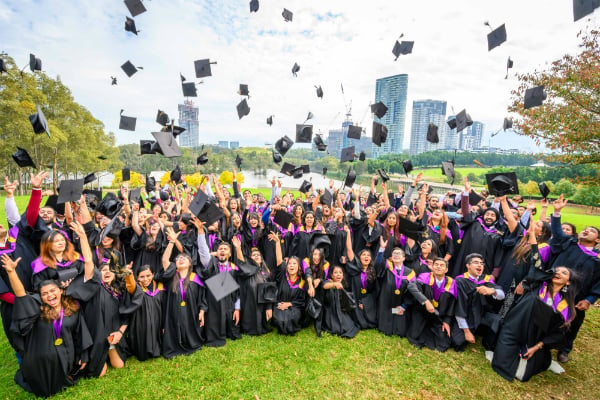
3 177 17 197
31 171 49 189
553 194 568 212
1 255 21 273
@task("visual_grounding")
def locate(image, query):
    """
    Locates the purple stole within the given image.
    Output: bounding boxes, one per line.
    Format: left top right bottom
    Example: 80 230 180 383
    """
456 272 495 285
0 226 18 256
217 261 238 273
476 217 499 234
31 253 84 274
386 261 416 292
141 281 166 297
417 272 457 307
538 282 569 322
287 275 305 290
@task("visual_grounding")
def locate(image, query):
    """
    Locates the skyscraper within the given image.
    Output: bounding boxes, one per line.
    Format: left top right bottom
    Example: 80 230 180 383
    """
459 121 484 151
178 100 199 148
372 74 408 158
409 100 447 155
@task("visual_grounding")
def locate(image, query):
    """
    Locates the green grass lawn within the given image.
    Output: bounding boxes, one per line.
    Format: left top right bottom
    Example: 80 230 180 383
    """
415 167 492 183
0 309 599 400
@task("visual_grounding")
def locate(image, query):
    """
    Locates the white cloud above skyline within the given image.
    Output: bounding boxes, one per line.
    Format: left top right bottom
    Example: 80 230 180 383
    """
2 0 597 152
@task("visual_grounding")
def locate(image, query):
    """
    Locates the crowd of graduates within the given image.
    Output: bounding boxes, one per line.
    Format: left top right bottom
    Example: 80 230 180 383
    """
1 169 599 397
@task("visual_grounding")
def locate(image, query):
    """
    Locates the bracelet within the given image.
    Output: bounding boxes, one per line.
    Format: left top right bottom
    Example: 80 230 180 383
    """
536 342 543 350
119 329 125 335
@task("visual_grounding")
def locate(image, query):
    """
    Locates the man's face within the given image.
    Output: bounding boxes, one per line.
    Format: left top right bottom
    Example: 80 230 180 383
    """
466 257 485 277
483 210 497 226
579 226 600 244
428 197 439 210
39 207 55 224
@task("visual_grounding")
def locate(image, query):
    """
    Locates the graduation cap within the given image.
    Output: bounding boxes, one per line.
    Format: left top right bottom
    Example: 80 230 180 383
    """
538 182 550 199
372 122 388 147
397 217 426 241
98 155 108 160
402 160 413 176
291 62 300 77
467 190 485 206
392 40 414 60
250 0 259 13
315 85 323 99
441 161 456 185
111 76 117 85
275 135 294 156
300 165 310 174
320 190 333 206
322 167 327 176
447 117 457 130
340 146 356 163
371 102 388 119
238 84 250 97
12 147 36 168
455 109 473 133
83 189 102 210
503 117 513 131
280 162 296 176
122 168 131 182
426 123 439 143
257 282 277 304
486 172 519 196
124 16 139 35
291 167 304 179
505 57 514 79
524 85 547 109
205 272 240 302
282 8 293 22
188 189 208 216
347 125 362 139
56 268 79 285
170 165 182 184
235 154 243 169
299 180 312 193
343 168 356 188
377 168 390 183
161 124 186 138
267 115 274 126
197 145 209 165
194 59 216 78
272 149 282 164
359 151 366 162
83 173 96 185
313 134 327 151
273 210 293 229
237 99 250 119
310 232 331 251
121 60 142 77
140 140 158 155
29 53 42 72
182 81 198 97
295 124 313 143
29 104 50 137
573 0 600 21
155 110 169 126
119 110 136 131
129 188 141 205
486 22 507 51
145 176 156 193
198 202 225 226
57 179 84 204
124 0 147 17
151 131 182 158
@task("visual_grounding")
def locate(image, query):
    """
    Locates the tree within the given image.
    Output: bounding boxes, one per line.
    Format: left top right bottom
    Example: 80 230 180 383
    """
509 30 600 172
554 179 577 197
572 185 600 207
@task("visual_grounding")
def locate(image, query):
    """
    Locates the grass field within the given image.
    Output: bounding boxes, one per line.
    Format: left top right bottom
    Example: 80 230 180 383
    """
414 167 492 183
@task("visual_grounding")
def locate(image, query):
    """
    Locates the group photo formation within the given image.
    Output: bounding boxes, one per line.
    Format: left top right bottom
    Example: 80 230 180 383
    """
2 0 600 399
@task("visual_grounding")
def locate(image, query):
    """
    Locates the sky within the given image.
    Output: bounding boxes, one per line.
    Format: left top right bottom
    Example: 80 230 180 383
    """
1 0 598 152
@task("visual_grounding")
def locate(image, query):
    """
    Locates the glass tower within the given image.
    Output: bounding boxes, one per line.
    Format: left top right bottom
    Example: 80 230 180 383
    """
372 74 408 158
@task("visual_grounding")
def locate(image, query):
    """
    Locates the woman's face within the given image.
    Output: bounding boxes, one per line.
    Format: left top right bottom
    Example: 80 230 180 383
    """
249 217 259 228
101 265 115 284
331 267 344 282
552 266 570 287
231 213 242 227
304 214 314 227
534 220 544 236
386 213 397 227
432 209 443 220
334 207 344 220
294 207 303 217
137 269 154 288
152 205 161 216
311 249 321 264
359 251 371 266
287 258 299 276
421 240 433 254
51 235 67 254
251 250 262 265
229 199 238 211
175 254 191 271
40 283 62 308
322 205 331 217
101 236 114 248
149 222 161 235
561 224 574 236
397 205 409 218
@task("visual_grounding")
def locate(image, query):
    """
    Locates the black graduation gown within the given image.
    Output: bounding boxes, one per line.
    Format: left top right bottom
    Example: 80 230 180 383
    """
350 218 382 258
130 229 166 274
67 269 143 377
271 263 307 335
31 257 85 292
236 260 272 335
407 273 457 351
425 225 455 259
492 269 568 381
197 259 242 347
11 294 92 397
126 281 166 361
494 224 525 292
155 264 207 358
321 282 360 338
374 252 416 337
344 260 378 329
324 221 348 266
290 226 323 260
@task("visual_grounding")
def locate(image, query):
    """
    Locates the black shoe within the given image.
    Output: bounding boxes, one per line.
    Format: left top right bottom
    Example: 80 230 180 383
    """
557 351 569 363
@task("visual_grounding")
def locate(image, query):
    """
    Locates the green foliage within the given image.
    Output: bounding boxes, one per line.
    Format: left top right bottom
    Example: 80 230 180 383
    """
572 185 600 206
554 179 577 197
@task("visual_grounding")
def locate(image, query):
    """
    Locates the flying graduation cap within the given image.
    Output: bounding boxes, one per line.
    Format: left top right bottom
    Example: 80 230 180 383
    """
313 134 327 151
29 53 42 72
505 57 514 79
119 109 136 131
524 85 547 109
573 0 600 21
29 104 50 137
359 151 366 162
238 84 250 97
372 122 388 147
426 123 439 144
347 125 362 139
111 76 118 85
291 62 300 77
156 109 170 126
121 60 143 77
486 172 519 196
441 161 456 185
282 8 293 22
447 116 457 130
0 58 7 74
197 145 209 165
124 0 147 17
194 59 217 78
250 0 259 13
275 135 294 156
402 160 413 176
340 146 356 163
124 17 140 35
296 124 313 143
151 131 182 158
503 117 513 131
315 85 323 99
181 73 200 97
237 99 250 119
235 154 243 169
272 150 282 164
267 115 274 126
12 147 36 168
392 40 414 60
485 22 507 51
455 109 473 133
371 102 388 119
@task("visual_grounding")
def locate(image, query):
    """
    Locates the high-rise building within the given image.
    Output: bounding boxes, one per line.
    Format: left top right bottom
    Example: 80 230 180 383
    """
460 121 484 151
372 74 408 158
444 115 459 150
229 141 240 149
218 141 229 148
178 100 199 148
324 115 372 158
409 100 447 155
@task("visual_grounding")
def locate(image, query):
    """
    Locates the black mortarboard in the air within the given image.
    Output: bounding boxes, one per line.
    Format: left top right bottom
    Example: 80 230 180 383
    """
125 16 139 35
29 104 50 137
156 110 170 126
455 109 473 133
320 190 333 206
98 155 108 160
426 123 439 143
538 182 550 199
197 151 209 165
447 117 457 130
296 124 313 143
505 57 514 79
468 190 485 206
83 189 102 210
291 167 304 179
372 122 388 147
392 40 414 60
119 110 136 131
198 201 225 226
340 146 356 163
275 135 294 156
347 125 362 139
487 23 507 51
239 84 250 97
371 102 388 119
44 195 64 216
83 173 96 185
129 188 141 205
151 131 182 158
12 147 36 168
377 168 390 183
359 151 366 162
272 150 282 164
162 124 186 138
280 162 296 176
267 115 274 126
122 167 131 182
397 216 426 241
315 85 323 99
310 232 331 252
524 85 547 109
282 8 293 22
441 161 456 185
313 134 327 151
301 165 310 174
322 167 327 176
140 140 158 155
486 172 519 196
170 165 182 184
188 189 208 216
121 60 141 77
235 154 243 169
124 0 147 17
57 179 84 204
402 160 413 176
257 282 277 304
291 62 300 77
182 81 198 97
299 180 312 193
250 0 259 13
273 210 293 229
205 271 240 302
237 99 250 119
573 0 600 21
29 53 42 72
194 59 216 78
344 168 356 188
503 117 513 131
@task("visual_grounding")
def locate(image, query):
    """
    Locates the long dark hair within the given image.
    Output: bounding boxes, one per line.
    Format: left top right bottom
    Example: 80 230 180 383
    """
170 255 192 294
552 267 578 327
309 248 326 280
357 249 376 284
39 280 80 323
